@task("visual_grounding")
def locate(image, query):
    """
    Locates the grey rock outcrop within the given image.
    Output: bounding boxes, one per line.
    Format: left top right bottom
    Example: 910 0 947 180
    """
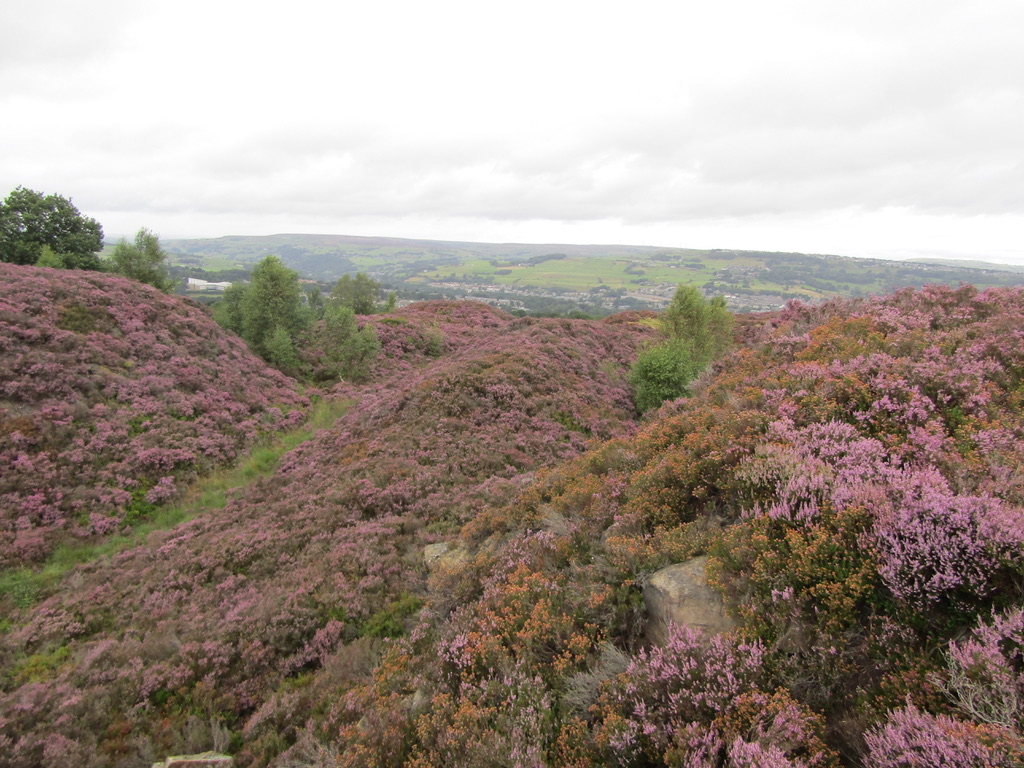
423 541 471 571
152 753 233 768
643 556 736 645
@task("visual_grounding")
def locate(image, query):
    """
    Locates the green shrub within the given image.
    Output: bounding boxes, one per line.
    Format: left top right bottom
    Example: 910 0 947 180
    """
628 339 702 412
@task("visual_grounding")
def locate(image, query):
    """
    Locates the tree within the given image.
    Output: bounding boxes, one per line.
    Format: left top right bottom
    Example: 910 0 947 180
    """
213 283 248 335
629 285 734 413
263 324 302 375
34 245 64 269
305 284 326 322
629 339 702 413
107 228 174 291
0 187 104 269
240 255 305 358
313 305 381 382
331 272 382 314
663 285 733 366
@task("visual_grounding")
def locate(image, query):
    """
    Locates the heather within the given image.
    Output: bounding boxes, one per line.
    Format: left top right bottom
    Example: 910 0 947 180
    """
3 282 1024 766
324 284 1024 766
0 297 654 766
0 263 308 569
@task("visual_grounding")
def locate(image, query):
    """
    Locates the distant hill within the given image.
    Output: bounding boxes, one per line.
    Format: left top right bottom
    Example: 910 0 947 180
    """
164 233 1024 312
906 255 1024 273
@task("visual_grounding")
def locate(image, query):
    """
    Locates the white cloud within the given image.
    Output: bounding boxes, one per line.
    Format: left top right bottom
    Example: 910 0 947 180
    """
2 0 1023 263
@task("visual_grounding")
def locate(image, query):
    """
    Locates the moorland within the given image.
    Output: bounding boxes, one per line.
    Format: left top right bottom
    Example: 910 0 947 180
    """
1 248 1024 768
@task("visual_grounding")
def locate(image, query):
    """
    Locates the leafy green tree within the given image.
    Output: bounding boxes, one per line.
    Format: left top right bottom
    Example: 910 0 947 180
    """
240 256 305 358
629 285 734 412
663 285 733 365
107 228 175 291
214 283 248 335
314 305 381 382
331 272 382 314
264 324 302 375
0 187 104 269
629 339 702 413
34 245 64 268
305 284 326 322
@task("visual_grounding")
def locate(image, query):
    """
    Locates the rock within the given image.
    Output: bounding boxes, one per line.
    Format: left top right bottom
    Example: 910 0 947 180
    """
404 687 431 716
423 541 471 571
152 753 234 768
643 556 736 645
423 542 452 566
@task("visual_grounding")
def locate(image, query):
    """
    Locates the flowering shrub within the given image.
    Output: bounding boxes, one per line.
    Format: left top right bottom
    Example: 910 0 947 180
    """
0 264 307 567
871 469 1024 611
862 704 1022 767
944 608 1024 731
594 624 767 759
589 626 837 767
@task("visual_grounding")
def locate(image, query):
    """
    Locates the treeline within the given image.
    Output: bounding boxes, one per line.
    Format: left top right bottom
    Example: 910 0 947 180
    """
0 187 178 293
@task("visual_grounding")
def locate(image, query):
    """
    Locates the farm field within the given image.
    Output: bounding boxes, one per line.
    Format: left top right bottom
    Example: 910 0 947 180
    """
163 233 1024 313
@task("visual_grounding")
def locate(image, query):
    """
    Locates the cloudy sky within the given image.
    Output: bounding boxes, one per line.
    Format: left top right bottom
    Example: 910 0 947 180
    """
2 0 1022 263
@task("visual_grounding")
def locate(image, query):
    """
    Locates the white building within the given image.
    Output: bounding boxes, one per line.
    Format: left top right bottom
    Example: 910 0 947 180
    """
186 278 232 292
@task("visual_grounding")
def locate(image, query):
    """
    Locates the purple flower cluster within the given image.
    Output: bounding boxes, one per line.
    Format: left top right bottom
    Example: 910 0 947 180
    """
0 264 308 567
863 704 1019 767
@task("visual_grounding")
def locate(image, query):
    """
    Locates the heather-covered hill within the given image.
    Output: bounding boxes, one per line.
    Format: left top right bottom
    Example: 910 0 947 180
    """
323 285 1024 766
5 284 1024 767
0 263 308 569
0 300 655 766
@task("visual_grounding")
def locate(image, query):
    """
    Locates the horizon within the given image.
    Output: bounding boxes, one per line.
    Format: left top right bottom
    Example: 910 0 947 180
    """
4 1 1023 266
106 229 1024 270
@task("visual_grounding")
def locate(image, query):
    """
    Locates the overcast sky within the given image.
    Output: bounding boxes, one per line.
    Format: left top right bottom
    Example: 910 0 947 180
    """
2 0 1022 263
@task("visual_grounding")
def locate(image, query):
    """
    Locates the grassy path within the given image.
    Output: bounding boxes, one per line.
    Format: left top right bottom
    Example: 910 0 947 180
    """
0 397 352 620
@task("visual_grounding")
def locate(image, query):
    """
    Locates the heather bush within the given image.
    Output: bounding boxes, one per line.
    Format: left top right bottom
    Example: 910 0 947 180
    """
862 704 1022 767
593 624 767 760
871 469 1024 613
943 608 1024 732
588 627 837 766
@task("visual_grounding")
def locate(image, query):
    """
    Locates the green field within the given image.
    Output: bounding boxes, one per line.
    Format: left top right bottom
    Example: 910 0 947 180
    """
163 233 1024 310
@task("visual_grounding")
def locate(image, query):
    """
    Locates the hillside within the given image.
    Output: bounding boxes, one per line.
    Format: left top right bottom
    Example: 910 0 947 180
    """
0 264 308 571
2 273 1023 767
318 284 1024 767
164 233 1024 312
0 286 655 766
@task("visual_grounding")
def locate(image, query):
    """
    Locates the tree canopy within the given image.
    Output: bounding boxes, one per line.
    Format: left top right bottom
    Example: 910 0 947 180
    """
0 187 104 269
211 257 382 380
331 272 383 314
107 228 174 291
239 255 305 359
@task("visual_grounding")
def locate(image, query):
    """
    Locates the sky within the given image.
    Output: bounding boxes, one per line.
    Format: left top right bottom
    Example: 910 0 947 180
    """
2 0 1022 264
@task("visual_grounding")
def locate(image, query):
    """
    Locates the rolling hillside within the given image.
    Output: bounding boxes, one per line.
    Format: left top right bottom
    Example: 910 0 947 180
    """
164 233 1024 313
2 265 1023 767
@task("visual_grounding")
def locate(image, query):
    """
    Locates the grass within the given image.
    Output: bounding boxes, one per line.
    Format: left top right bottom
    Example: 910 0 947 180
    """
0 397 352 615
413 254 717 291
